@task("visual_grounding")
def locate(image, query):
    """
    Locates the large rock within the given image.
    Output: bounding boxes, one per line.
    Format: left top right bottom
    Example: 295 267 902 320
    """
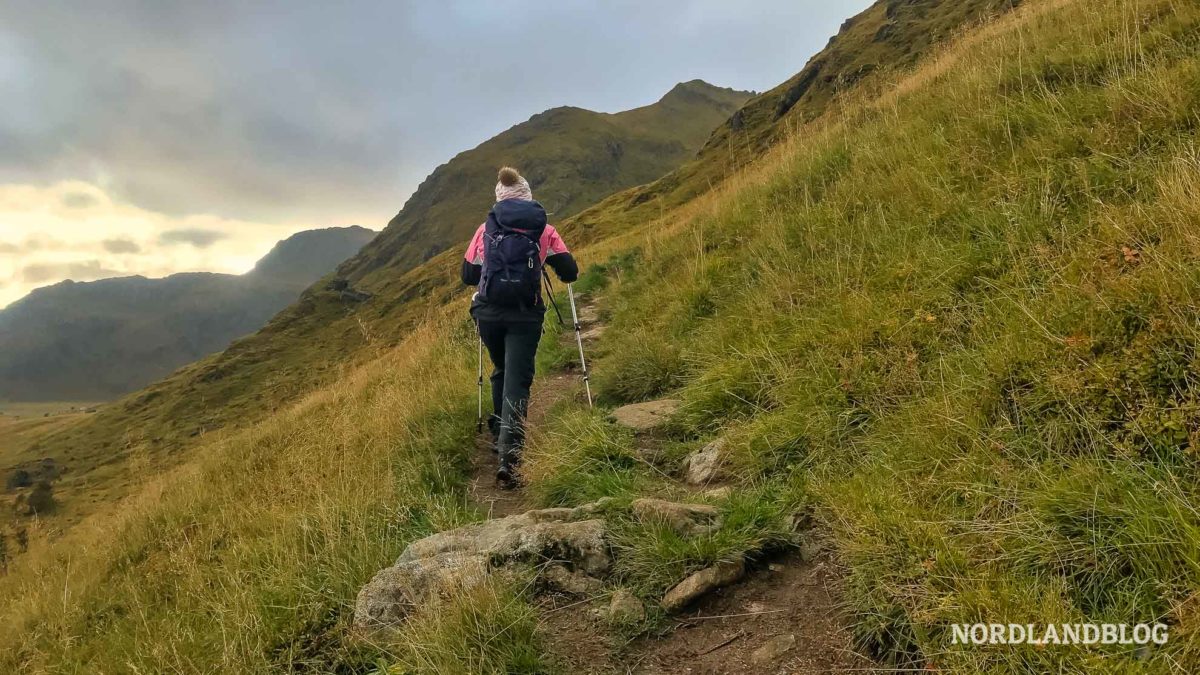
631 498 721 536
399 513 611 577
354 552 486 630
355 502 613 630
611 399 681 431
661 558 746 612
682 437 726 485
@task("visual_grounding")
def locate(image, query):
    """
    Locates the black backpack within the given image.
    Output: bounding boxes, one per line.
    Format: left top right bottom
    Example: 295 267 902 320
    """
479 199 548 308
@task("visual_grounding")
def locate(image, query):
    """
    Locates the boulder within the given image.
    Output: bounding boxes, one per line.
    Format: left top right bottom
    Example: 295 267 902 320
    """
611 399 680 431
355 502 613 630
661 558 746 612
354 552 486 629
631 498 721 536
398 502 613 576
682 438 726 485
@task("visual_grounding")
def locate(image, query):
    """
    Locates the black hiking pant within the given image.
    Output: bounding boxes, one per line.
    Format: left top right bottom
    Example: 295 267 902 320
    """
477 320 542 470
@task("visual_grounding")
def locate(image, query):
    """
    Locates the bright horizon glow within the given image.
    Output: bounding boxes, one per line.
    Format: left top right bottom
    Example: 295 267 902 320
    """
0 181 309 308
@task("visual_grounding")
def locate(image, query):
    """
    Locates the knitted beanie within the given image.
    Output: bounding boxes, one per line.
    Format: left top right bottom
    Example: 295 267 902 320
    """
495 166 533 201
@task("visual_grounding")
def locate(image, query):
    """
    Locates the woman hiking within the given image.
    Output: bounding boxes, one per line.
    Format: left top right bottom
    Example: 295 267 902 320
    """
461 167 578 489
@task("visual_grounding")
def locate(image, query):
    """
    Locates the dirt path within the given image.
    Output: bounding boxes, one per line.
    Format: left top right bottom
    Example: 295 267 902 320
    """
537 550 872 675
467 303 597 518
626 549 872 674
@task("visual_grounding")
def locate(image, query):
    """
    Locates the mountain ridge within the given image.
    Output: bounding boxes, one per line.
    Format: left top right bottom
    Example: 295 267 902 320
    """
0 225 376 401
340 79 750 286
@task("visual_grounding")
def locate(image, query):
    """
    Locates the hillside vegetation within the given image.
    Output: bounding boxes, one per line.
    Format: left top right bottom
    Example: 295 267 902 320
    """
4 0 1200 672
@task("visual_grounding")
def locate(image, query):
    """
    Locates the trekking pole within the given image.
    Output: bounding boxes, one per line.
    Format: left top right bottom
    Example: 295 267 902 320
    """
567 283 593 407
476 323 484 433
542 270 565 327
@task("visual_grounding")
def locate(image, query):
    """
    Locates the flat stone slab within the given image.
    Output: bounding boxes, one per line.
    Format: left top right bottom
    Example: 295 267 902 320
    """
611 399 681 431
661 558 746 612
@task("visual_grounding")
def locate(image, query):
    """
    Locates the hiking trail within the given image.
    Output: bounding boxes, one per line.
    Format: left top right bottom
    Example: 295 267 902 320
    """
451 295 870 673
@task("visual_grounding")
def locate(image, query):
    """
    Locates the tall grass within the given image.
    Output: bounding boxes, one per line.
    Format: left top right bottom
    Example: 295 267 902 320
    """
530 0 1200 670
0 307 489 672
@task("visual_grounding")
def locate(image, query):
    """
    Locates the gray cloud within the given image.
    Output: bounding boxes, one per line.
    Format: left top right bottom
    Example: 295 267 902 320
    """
61 191 98 208
0 1 870 227
0 242 18 254
21 260 121 283
101 237 141 254
158 228 227 248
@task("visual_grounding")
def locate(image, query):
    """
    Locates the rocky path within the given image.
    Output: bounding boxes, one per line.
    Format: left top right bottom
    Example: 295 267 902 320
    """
626 548 871 674
358 296 872 673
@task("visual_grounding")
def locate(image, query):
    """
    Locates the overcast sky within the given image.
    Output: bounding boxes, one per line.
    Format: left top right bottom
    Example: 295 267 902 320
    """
0 0 871 308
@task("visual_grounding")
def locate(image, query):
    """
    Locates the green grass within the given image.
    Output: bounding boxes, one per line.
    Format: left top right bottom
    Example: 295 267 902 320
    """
5 0 1199 673
573 0 1200 669
379 578 554 675
608 482 805 597
525 409 651 506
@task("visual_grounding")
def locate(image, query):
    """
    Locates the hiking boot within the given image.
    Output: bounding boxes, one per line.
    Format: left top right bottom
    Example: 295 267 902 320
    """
496 466 519 490
497 449 522 490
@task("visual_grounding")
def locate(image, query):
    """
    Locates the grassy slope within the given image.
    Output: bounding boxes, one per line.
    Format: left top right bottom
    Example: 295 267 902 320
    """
0 226 377 402
563 0 1200 670
6 0 1198 673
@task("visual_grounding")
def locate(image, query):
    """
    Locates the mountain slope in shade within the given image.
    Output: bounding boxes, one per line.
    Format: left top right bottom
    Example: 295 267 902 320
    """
0 225 376 401
343 80 751 286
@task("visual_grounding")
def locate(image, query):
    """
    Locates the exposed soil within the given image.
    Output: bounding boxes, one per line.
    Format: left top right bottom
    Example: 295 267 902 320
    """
466 369 581 519
536 549 872 675
628 550 873 674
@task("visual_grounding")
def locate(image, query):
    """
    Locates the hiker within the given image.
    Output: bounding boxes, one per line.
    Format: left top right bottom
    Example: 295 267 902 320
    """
462 167 578 488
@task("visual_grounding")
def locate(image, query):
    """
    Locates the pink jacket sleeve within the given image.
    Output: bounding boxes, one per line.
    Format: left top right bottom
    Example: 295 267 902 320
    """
464 224 486 264
541 225 569 260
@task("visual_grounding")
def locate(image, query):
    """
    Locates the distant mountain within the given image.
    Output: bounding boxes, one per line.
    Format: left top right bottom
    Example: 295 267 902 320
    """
343 80 752 286
0 226 376 401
